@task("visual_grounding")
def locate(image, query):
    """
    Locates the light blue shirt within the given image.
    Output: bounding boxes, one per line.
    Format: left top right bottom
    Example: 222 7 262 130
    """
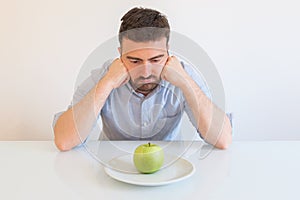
53 59 220 141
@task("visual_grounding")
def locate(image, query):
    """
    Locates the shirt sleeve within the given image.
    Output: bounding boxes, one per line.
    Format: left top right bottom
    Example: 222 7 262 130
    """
181 61 234 140
180 61 209 139
52 60 112 144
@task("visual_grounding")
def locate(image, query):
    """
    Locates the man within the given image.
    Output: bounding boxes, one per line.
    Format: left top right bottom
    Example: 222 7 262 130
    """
53 7 232 151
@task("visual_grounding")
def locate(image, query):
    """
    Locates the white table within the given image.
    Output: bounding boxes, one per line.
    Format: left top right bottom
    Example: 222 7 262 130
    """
0 141 299 200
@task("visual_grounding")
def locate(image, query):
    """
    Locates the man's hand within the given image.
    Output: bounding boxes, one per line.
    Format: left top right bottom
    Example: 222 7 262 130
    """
160 56 189 88
104 58 130 89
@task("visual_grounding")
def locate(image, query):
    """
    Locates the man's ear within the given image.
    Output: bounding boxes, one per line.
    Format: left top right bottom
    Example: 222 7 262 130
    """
167 44 170 56
118 47 121 56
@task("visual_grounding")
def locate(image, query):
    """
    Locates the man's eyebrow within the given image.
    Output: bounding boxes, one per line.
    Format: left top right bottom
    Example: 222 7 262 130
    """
148 54 165 60
126 56 143 61
126 54 165 61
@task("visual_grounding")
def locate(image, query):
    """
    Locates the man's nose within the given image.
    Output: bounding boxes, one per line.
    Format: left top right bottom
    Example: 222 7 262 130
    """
140 62 151 77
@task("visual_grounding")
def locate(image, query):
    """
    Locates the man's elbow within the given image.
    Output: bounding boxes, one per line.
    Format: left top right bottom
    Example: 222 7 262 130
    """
216 138 232 150
216 129 232 150
54 137 74 152
53 126 76 152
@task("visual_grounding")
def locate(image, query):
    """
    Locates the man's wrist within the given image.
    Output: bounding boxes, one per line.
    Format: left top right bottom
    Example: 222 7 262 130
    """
99 74 115 91
177 73 193 90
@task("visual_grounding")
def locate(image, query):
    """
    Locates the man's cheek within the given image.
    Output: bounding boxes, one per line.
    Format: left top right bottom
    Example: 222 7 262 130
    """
155 63 164 71
152 66 163 76
128 72 139 81
122 61 130 70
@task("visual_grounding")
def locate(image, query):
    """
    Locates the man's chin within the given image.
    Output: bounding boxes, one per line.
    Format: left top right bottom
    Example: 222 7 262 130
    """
136 83 158 92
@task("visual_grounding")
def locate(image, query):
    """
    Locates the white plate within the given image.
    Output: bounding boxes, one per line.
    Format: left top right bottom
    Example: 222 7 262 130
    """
104 154 195 186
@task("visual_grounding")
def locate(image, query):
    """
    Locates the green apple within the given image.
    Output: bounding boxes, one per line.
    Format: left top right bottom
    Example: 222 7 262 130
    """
133 142 164 174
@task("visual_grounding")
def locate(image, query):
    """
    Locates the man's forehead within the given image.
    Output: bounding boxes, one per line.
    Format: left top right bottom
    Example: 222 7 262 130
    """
121 38 168 54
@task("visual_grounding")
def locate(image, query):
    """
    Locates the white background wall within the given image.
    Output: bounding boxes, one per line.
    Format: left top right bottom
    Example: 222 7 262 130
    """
1 0 299 140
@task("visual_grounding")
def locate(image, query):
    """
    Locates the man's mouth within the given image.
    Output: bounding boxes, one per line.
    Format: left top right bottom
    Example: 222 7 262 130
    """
138 78 155 84
136 83 158 93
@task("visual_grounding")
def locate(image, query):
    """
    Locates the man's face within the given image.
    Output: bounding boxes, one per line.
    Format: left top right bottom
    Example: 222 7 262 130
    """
120 38 169 95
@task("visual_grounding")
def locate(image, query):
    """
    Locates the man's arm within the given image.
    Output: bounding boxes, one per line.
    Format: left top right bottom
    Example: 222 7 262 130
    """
53 59 129 151
161 56 232 149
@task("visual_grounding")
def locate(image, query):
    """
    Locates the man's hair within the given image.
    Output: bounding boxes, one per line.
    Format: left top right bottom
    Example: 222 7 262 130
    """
119 7 170 45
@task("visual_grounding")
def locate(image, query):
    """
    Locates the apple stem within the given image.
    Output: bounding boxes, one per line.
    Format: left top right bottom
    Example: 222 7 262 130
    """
148 142 150 147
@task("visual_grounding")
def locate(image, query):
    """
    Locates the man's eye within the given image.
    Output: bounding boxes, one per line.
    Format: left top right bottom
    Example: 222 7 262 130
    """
130 60 139 64
151 59 160 63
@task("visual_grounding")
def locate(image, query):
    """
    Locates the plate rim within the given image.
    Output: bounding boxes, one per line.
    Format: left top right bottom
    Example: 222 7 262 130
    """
103 155 196 186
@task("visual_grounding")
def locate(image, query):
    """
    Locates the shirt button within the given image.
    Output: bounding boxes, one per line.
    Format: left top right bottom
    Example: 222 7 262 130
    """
143 122 147 126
